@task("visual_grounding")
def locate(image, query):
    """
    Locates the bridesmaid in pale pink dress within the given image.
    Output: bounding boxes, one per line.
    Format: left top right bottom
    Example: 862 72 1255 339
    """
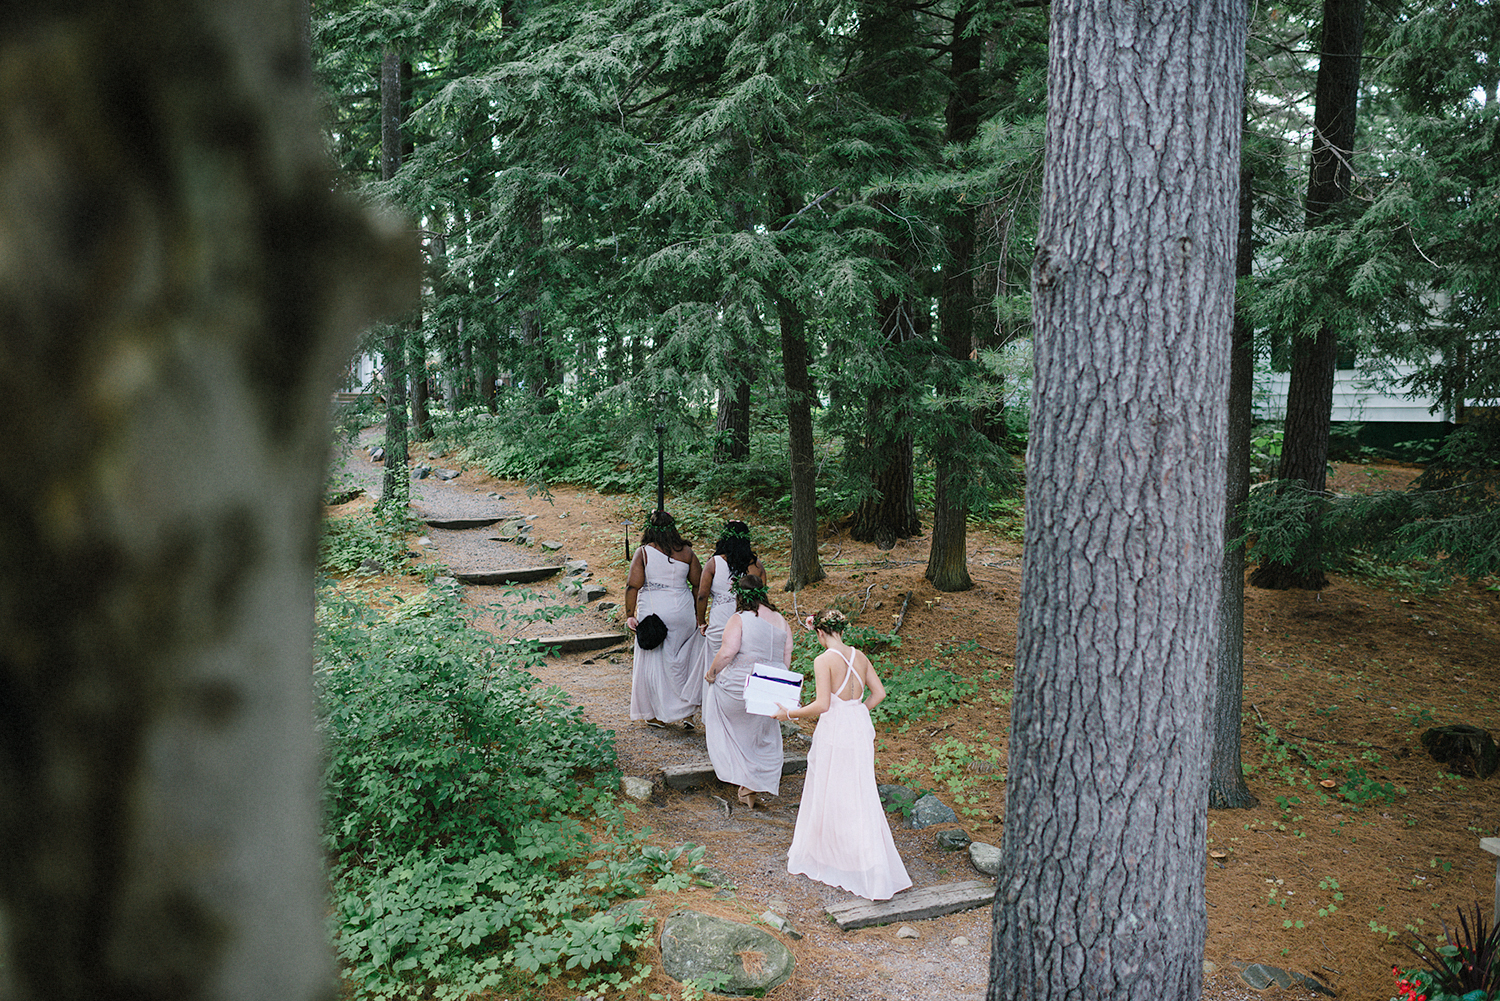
776 608 911 901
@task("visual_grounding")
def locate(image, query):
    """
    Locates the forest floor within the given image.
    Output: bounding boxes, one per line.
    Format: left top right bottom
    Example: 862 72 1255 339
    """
327 443 1500 1001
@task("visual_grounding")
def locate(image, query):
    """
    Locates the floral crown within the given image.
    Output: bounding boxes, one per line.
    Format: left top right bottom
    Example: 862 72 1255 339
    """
811 608 849 633
732 575 769 606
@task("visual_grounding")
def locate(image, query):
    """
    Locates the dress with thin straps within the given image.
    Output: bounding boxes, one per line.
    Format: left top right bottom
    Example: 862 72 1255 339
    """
786 647 911 901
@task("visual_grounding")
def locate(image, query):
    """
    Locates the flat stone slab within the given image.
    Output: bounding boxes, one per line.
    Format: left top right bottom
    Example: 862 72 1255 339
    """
423 516 503 530
453 566 561 585
824 880 995 931
511 632 630 653
663 755 809 791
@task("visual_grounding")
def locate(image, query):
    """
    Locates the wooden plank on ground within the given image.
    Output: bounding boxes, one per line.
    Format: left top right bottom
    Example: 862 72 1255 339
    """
825 880 995 931
511 632 629 653
663 754 808 791
425 517 504 530
454 566 560 585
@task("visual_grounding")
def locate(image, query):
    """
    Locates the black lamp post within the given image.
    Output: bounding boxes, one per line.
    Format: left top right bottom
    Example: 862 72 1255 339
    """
655 423 666 515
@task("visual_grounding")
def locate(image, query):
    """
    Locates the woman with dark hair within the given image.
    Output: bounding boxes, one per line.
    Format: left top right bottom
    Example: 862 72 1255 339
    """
695 520 765 669
702 574 791 808
778 608 910 901
624 511 704 729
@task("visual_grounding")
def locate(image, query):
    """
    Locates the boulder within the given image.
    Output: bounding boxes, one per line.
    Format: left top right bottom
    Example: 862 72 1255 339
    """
1420 724 1498 778
878 784 917 814
659 910 793 996
436 468 461 480
936 828 972 851
908 793 959 830
620 776 655 801
968 842 1001 876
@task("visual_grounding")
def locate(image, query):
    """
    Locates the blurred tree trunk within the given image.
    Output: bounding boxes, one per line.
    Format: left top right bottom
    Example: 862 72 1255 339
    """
0 4 414 999
988 0 1245 997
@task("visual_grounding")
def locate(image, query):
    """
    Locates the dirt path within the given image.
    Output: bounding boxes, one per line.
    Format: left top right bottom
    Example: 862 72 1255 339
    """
331 436 1443 1001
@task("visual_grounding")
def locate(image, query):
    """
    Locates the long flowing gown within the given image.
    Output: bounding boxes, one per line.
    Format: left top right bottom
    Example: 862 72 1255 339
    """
786 649 912 901
628 545 704 722
702 555 736 675
703 610 787 795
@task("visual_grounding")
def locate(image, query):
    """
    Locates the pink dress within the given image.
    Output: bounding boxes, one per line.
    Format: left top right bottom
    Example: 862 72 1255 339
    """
786 649 912 901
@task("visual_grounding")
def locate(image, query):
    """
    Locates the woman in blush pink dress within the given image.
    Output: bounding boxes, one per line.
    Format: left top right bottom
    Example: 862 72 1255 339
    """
776 608 911 901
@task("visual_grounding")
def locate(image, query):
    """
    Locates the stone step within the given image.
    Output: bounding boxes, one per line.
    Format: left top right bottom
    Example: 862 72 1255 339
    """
825 879 995 931
662 754 808 791
424 517 504 530
511 632 630 653
454 565 561 585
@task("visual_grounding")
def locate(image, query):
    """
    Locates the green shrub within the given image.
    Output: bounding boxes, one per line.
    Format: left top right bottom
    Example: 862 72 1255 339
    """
316 584 682 999
319 508 409 576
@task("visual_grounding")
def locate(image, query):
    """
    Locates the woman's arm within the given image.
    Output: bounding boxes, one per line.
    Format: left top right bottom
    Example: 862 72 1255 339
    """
778 651 830 721
624 548 646 629
706 613 742 683
686 549 703 591
862 654 887 712
694 557 715 632
780 617 794 667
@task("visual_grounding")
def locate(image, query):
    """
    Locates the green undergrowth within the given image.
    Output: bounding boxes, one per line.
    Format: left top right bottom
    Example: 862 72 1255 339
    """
316 582 705 999
319 506 412 576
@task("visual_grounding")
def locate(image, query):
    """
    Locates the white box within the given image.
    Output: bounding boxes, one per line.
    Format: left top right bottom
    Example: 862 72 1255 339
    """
743 663 805 717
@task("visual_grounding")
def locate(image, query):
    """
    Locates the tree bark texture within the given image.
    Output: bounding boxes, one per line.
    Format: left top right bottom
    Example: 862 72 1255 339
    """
852 295 921 549
926 0 983 593
0 5 415 999
712 376 751 464
778 293 826 591
1253 0 1365 591
1210 158 1259 811
380 47 410 509
989 3 1245 999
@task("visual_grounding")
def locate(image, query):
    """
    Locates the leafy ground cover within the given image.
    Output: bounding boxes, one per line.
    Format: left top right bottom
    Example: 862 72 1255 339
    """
322 456 1500 1000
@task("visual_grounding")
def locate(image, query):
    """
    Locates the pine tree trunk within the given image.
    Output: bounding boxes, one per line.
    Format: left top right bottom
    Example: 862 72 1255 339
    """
988 1 1245 997
1251 0 1365 591
778 292 826 591
852 295 921 548
926 1 981 593
1211 159 1259 811
0 5 415 997
712 376 751 464
379 47 409 511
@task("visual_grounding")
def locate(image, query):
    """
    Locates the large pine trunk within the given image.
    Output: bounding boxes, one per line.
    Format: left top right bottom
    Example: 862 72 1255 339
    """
988 2 1245 998
925 1 982 593
1251 0 1365 591
778 291 826 591
1211 158 1259 811
852 295 921 548
0 4 415 997
712 375 751 464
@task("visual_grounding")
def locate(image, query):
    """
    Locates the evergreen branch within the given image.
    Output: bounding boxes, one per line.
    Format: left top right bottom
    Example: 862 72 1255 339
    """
778 188 840 231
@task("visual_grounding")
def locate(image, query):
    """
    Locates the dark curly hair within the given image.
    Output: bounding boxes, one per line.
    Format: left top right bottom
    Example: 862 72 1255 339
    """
713 520 757 579
640 510 688 551
732 573 778 614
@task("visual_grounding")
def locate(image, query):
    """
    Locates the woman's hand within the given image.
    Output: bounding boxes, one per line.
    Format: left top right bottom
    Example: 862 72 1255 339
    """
705 670 716 684
697 622 707 635
774 704 791 721
626 615 639 631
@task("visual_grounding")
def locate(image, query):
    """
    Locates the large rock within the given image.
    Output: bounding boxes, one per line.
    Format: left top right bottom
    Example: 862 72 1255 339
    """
878 783 917 814
968 842 1001 876
908 793 959 830
936 828 972 851
660 910 794 996
1420 724 1498 778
